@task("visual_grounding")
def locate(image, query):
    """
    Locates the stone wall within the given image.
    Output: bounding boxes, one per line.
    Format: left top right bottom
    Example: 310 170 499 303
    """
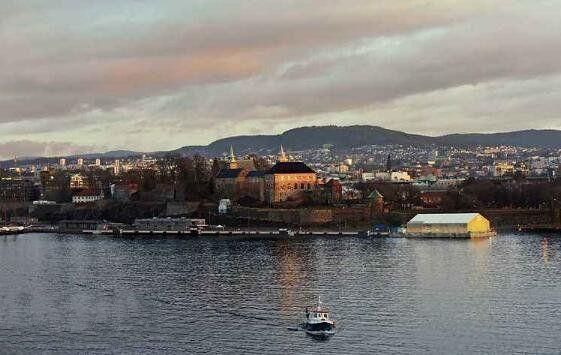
232 206 334 225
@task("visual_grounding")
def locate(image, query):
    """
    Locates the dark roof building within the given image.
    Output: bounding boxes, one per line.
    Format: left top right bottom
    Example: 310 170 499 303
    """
267 162 315 174
216 168 244 179
247 171 265 178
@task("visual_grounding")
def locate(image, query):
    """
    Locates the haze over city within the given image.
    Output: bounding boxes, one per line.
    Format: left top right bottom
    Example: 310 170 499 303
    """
2 0 561 160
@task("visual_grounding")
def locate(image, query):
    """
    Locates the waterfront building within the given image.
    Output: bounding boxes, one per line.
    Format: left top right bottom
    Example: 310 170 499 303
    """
133 217 206 231
406 213 491 236
59 220 104 233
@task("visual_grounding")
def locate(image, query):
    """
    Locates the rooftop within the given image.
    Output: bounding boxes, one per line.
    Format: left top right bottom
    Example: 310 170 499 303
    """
216 168 244 179
267 161 315 174
408 213 483 224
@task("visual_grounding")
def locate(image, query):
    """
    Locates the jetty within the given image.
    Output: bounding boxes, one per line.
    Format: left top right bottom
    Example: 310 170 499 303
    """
86 228 380 238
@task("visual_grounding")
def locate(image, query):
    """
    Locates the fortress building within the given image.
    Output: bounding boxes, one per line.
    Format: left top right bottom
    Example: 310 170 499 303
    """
214 146 318 204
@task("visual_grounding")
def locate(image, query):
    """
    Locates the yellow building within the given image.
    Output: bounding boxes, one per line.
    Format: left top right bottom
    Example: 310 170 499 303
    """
262 145 316 203
492 162 514 177
406 213 492 237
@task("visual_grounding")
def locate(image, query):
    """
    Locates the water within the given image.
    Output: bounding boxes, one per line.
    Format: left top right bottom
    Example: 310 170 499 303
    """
1 233 561 354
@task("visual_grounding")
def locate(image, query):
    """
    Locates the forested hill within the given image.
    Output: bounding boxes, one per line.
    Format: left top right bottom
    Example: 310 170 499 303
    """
3 126 561 167
174 126 561 156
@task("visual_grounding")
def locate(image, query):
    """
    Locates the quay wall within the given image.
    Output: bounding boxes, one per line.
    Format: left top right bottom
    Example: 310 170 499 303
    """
231 206 556 230
232 206 335 225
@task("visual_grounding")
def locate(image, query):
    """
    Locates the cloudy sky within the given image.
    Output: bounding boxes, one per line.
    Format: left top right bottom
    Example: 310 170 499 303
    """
1 0 561 159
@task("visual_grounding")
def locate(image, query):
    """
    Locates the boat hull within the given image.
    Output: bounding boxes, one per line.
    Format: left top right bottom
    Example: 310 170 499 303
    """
304 321 334 332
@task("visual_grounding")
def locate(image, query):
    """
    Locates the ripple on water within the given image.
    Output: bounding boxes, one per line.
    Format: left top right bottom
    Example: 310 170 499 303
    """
1 233 561 353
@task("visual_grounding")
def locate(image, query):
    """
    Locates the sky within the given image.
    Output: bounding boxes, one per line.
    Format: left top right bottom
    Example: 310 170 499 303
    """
1 0 561 159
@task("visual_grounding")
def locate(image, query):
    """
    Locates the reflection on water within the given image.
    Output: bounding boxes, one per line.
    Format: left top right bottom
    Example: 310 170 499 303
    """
1 233 561 353
274 240 313 313
542 238 549 264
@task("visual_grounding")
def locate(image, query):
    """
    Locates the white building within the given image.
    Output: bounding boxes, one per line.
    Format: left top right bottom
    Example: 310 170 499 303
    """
72 190 104 204
361 172 376 181
375 171 411 182
218 199 232 214
70 173 88 189
113 159 121 175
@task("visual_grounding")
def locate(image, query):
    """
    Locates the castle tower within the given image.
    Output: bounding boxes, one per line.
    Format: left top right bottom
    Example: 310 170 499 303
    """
278 145 288 162
229 145 239 169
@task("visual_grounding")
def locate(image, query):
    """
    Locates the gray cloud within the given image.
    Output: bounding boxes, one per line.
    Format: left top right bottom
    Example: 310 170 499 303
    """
0 140 100 160
1 1 560 152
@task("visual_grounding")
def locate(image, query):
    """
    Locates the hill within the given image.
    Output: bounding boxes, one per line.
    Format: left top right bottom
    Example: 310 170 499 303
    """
3 126 561 166
174 126 561 156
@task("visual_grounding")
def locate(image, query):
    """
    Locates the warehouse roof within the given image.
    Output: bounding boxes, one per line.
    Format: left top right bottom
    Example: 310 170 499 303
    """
407 213 483 225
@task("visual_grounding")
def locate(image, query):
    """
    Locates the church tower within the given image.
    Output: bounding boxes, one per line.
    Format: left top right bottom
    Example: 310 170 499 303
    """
229 145 239 169
278 145 288 162
386 154 392 172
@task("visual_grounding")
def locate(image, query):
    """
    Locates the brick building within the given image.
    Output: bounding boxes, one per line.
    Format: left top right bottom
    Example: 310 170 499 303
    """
215 146 318 204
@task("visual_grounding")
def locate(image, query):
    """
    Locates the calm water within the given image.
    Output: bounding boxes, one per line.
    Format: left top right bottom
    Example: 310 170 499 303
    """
1 233 561 354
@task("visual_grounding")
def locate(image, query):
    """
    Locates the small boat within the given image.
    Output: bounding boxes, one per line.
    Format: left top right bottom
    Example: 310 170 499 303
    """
278 228 295 237
303 297 336 338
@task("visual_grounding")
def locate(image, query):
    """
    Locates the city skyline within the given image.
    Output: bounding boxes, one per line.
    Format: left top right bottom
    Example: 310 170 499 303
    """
2 1 561 158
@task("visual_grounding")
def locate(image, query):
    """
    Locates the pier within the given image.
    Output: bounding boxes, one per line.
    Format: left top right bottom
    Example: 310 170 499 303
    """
79 228 386 238
516 224 561 233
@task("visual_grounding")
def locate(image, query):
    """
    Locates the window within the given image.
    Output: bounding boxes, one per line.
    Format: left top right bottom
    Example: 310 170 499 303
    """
301 183 305 189
294 183 298 189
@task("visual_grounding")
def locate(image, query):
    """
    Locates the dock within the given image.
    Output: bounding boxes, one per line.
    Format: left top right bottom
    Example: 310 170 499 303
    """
81 228 387 238
516 224 561 233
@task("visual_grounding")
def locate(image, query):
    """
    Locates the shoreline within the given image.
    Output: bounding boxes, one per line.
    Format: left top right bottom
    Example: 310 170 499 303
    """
3 227 560 239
